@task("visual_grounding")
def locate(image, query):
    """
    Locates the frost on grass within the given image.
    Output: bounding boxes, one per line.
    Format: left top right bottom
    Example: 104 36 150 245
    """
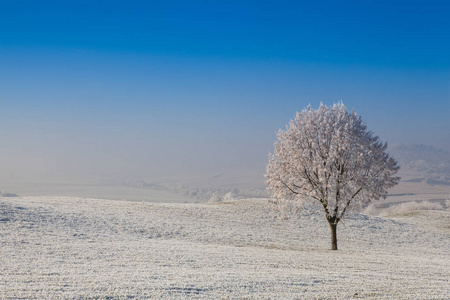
0 196 449 299
364 200 445 216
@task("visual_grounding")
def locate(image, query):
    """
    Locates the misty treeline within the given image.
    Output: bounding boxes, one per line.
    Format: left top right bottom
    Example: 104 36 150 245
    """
0 191 18 197
390 144 450 185
123 180 267 202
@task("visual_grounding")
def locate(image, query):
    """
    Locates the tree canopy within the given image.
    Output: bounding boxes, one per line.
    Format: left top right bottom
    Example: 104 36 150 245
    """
265 102 400 250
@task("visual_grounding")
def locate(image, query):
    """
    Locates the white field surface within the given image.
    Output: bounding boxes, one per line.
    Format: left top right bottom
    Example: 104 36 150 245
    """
1 196 449 299
384 181 450 204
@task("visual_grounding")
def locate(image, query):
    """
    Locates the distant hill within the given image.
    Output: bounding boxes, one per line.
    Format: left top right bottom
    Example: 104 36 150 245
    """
0 191 18 197
389 144 450 185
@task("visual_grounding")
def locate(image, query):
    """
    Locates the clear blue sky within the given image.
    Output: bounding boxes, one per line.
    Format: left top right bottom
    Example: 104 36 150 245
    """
1 0 449 186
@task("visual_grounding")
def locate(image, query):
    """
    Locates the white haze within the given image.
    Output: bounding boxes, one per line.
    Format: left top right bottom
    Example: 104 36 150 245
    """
0 117 271 200
1 104 449 201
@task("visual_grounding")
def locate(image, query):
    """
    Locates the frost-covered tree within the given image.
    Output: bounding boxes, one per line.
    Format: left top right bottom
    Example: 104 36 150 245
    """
265 102 400 250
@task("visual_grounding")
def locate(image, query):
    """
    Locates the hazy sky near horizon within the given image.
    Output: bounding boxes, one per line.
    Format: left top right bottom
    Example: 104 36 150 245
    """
1 0 449 187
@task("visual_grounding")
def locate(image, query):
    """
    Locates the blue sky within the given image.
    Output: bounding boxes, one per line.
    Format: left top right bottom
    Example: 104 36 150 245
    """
1 0 449 186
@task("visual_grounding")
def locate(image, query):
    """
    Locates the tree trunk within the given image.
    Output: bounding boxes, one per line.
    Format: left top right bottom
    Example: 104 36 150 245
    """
329 221 338 250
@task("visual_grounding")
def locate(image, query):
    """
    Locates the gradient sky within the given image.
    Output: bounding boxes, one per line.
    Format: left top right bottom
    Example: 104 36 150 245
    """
1 0 449 188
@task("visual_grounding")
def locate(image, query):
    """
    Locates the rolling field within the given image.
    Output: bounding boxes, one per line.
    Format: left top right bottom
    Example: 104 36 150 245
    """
1 196 449 299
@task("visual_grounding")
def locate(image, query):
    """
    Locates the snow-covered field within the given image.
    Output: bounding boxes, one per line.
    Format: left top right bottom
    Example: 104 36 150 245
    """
1 196 449 299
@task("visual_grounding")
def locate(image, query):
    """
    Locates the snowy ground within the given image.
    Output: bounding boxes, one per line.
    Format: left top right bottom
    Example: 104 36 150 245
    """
384 181 450 204
1 196 449 299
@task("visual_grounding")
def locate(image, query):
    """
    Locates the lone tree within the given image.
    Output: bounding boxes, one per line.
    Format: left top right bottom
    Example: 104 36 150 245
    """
265 102 399 250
